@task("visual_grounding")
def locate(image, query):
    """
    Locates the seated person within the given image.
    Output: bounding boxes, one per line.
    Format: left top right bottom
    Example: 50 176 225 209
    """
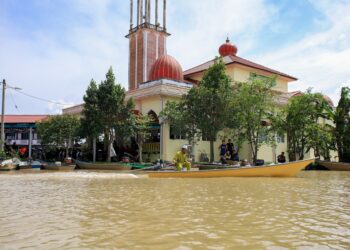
277 152 286 163
225 151 231 160
173 146 191 171
220 154 227 164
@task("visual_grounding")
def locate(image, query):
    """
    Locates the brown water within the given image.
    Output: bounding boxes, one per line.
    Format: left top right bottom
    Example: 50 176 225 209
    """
0 171 349 250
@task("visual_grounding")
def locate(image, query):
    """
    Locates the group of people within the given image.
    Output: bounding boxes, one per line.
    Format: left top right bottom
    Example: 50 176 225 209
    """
172 144 288 172
219 139 239 163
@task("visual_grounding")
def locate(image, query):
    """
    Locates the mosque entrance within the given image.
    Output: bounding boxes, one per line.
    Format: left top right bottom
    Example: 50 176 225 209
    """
143 110 160 162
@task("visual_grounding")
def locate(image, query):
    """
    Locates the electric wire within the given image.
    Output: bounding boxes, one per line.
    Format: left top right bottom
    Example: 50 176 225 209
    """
8 89 20 113
13 89 71 107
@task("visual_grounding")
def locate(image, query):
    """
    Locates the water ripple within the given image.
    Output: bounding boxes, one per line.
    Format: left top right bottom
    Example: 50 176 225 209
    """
0 171 350 249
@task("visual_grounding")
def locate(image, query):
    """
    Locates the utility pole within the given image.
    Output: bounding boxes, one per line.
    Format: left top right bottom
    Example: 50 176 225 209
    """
1 80 22 152
1 79 6 151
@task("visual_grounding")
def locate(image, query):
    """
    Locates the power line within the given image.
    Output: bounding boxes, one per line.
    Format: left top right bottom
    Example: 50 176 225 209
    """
8 89 20 112
13 89 71 106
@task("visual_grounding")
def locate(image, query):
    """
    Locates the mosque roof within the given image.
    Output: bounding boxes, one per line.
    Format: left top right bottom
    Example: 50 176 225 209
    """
184 55 298 81
149 55 184 82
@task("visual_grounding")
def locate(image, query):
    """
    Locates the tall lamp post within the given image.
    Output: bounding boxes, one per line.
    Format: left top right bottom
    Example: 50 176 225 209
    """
1 79 22 151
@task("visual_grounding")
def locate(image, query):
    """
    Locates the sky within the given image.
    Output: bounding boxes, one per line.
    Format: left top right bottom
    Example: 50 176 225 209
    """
0 0 349 114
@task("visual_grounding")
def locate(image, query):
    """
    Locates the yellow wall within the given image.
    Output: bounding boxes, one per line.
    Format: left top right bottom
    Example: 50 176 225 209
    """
189 64 290 93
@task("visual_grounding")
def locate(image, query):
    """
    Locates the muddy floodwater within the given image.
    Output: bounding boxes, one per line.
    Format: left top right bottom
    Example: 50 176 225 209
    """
0 170 350 249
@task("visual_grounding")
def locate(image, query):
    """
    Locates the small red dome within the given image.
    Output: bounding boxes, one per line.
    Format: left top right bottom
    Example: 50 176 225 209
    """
149 55 184 82
219 38 238 57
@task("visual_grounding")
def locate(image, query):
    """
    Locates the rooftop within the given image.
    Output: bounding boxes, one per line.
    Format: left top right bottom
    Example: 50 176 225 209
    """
184 55 298 81
2 115 48 124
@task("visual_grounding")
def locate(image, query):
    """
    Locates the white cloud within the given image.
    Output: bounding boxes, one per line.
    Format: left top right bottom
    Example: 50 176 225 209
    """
167 0 276 70
1 0 349 115
0 0 129 114
253 0 350 105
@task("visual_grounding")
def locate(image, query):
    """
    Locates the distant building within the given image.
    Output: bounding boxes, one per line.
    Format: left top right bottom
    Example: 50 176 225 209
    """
2 115 47 152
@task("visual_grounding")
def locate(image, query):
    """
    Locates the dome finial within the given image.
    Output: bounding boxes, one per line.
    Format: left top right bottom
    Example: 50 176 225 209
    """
219 37 238 57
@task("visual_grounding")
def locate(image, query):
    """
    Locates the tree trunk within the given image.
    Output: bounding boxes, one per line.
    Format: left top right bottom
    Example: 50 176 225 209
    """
210 140 214 162
139 144 143 163
93 137 96 163
107 141 111 162
253 143 259 164
65 146 69 159
191 141 196 163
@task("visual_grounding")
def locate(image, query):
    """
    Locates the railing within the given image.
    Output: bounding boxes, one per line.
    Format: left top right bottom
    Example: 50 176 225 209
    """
6 139 42 146
126 22 169 37
143 143 160 153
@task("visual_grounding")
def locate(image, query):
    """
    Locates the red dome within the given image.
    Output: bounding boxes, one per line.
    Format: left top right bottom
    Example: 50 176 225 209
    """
219 38 238 57
149 55 184 82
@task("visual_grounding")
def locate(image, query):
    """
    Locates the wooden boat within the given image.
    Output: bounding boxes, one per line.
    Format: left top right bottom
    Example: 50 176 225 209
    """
317 161 350 171
196 164 236 170
146 159 314 178
0 163 17 171
43 165 76 171
76 160 132 171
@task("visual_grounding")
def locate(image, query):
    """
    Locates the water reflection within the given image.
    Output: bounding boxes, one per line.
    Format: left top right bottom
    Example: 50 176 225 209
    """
0 171 349 249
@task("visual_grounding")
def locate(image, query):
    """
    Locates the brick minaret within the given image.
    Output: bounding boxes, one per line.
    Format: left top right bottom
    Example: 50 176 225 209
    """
127 0 170 90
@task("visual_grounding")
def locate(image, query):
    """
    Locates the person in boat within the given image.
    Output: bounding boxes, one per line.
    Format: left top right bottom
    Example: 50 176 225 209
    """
219 140 227 161
227 139 234 160
277 152 286 163
173 145 191 171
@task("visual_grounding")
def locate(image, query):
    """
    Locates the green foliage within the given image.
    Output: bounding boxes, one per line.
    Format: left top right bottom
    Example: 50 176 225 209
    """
160 100 199 145
131 114 152 162
229 77 277 163
81 67 135 162
188 58 232 162
335 87 350 162
276 89 335 161
81 79 102 138
37 114 80 154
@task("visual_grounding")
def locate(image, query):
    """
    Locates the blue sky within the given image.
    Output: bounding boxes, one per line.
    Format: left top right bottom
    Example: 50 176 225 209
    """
1 0 349 114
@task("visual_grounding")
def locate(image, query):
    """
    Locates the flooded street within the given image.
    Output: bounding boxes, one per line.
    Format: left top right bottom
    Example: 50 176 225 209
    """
0 171 350 249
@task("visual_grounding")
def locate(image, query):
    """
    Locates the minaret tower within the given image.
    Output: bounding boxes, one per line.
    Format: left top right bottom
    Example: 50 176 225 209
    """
127 0 170 90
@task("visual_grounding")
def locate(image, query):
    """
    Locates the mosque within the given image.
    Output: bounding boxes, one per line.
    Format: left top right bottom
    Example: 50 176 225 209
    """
64 0 323 162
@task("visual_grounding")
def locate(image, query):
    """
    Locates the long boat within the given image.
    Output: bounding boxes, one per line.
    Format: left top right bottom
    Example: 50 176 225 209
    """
0 163 17 171
76 160 132 171
317 161 350 171
43 165 76 171
145 159 314 178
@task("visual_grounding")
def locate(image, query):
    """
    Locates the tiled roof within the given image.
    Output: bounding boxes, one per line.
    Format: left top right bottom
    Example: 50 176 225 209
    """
184 55 298 81
3 115 48 123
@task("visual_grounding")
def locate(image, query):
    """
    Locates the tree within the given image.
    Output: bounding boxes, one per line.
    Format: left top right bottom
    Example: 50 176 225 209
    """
160 100 200 161
81 79 102 162
37 114 80 157
131 114 152 163
335 87 350 162
229 77 277 164
187 58 232 162
275 90 334 161
97 67 134 162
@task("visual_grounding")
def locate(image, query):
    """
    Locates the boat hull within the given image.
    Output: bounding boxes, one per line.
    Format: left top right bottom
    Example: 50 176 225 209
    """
43 165 76 171
318 161 350 171
0 164 17 171
76 160 132 171
146 159 314 178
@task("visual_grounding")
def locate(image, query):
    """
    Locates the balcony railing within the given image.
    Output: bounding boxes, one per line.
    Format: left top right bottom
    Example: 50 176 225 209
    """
6 139 42 146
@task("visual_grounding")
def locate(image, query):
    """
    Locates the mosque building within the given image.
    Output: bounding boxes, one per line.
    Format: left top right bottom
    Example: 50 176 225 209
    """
64 0 327 162
124 0 297 163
